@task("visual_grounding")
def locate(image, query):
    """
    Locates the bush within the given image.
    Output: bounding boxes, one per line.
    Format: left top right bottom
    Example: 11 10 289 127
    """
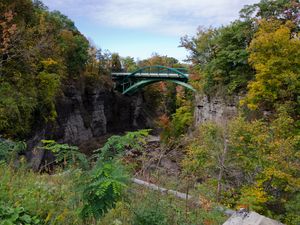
0 163 81 224
130 190 226 225
182 110 300 222
94 129 150 160
80 160 129 220
40 140 89 170
159 104 193 143
100 201 133 225
284 192 300 225
132 199 168 225
0 139 26 163
0 203 41 225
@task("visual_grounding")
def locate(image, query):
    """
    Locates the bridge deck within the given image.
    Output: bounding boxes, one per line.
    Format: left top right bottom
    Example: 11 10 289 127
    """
111 72 188 78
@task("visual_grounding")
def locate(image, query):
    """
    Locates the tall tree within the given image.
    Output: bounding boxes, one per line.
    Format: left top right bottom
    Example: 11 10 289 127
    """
0 0 90 138
111 53 122 72
181 21 255 94
121 56 138 72
241 20 300 115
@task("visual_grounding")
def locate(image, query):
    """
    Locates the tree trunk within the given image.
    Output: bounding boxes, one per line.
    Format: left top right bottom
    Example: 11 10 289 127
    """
217 133 228 202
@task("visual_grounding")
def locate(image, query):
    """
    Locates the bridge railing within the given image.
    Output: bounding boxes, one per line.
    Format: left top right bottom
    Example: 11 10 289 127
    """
111 72 187 79
120 65 189 79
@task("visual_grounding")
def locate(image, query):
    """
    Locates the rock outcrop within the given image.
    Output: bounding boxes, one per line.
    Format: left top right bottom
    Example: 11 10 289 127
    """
223 209 284 225
53 84 146 145
194 94 239 126
27 82 150 170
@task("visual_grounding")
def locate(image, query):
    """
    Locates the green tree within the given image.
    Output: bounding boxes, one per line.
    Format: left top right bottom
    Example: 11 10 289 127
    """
182 0 300 95
59 29 89 76
122 56 138 72
240 0 300 31
0 0 91 138
96 48 111 75
181 21 254 94
138 53 180 68
111 53 122 72
241 20 300 115
182 112 300 220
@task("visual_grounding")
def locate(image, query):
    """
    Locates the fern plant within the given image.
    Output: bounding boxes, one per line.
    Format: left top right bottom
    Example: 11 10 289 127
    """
94 129 150 160
80 160 129 220
40 140 89 169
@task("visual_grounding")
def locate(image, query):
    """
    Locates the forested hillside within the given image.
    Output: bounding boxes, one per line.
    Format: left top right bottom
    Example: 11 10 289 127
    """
179 1 300 223
0 0 115 139
0 0 299 224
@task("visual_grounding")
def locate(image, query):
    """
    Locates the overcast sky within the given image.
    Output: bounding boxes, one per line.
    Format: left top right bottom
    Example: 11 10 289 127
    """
42 0 259 61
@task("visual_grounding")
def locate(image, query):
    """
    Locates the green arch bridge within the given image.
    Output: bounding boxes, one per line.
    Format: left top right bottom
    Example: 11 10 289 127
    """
111 65 196 95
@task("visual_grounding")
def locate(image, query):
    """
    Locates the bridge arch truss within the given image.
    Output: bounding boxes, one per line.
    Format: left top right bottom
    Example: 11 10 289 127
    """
111 65 195 95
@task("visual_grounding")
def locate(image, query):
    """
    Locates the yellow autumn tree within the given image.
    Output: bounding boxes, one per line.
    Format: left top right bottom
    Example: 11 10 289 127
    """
241 20 300 114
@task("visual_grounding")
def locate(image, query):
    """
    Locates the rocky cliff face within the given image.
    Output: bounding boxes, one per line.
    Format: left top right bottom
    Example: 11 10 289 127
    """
27 82 149 170
54 84 146 145
194 94 239 126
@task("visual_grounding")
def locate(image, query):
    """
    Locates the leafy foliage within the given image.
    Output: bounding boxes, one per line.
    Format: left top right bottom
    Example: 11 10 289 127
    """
0 0 87 137
181 4 300 222
169 104 193 137
181 20 254 94
0 0 116 138
40 140 89 169
130 190 226 225
132 200 168 225
284 193 300 225
159 102 193 143
182 122 224 179
121 56 138 72
230 111 300 221
0 139 26 163
137 53 181 68
240 0 300 31
99 201 133 225
80 160 129 220
0 203 41 225
241 20 300 114
95 129 150 160
182 110 300 222
182 0 299 96
111 53 122 72
0 163 82 224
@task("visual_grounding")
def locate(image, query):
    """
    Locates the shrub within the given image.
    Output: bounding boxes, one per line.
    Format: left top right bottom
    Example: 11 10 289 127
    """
99 201 133 225
0 203 41 225
237 186 268 212
80 160 129 220
182 110 300 221
132 200 168 225
284 193 300 225
182 122 225 178
0 139 26 163
158 104 193 143
94 129 150 160
0 163 81 224
40 140 89 170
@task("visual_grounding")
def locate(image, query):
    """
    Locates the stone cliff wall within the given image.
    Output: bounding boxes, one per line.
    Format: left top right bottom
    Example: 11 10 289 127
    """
194 94 239 126
54 84 146 145
27 82 149 170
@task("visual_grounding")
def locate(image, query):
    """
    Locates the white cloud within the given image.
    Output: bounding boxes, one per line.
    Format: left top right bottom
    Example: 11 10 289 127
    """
42 0 260 36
